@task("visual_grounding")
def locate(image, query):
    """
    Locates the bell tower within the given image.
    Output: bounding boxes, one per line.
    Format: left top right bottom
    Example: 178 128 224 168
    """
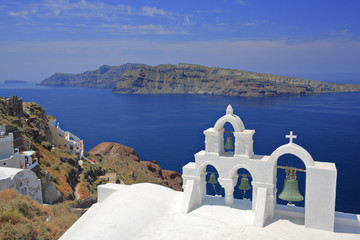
180 105 337 232
204 105 254 157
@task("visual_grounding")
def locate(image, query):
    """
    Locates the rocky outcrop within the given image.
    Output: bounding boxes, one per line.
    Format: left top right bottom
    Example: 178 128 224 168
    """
32 166 62 204
3 80 27 84
90 142 141 162
89 142 183 191
0 95 23 116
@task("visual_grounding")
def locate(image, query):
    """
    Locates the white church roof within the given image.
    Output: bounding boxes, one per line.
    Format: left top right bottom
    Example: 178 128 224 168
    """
60 183 360 240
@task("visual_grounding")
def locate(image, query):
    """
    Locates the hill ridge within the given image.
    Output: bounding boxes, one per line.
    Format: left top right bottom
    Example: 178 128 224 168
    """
39 63 360 96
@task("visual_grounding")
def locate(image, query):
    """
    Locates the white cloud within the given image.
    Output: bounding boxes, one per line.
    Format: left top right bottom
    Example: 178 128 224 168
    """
243 22 256 26
330 29 353 37
95 24 181 35
5 1 178 20
140 6 166 16
183 14 196 25
44 0 132 19
236 0 247 5
8 9 37 18
139 6 176 20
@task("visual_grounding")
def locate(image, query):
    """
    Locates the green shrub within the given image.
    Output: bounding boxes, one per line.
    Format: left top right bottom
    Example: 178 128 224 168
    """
51 165 59 171
41 160 50 167
40 141 52 151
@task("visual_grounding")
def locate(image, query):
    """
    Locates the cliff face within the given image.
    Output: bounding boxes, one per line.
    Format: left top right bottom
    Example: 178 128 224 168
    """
113 64 360 96
40 63 143 88
40 63 360 96
89 142 183 191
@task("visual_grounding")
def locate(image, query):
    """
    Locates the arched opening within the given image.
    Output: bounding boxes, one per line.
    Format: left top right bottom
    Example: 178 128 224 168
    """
205 165 223 197
276 154 306 207
223 122 235 154
234 168 253 200
275 154 306 225
233 168 253 210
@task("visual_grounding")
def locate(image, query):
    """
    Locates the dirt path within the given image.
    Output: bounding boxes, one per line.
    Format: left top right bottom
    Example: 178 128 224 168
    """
100 172 117 183
74 182 81 200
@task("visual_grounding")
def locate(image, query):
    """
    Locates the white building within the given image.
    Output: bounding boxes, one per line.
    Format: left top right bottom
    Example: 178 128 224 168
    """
0 128 38 170
0 166 42 203
48 121 84 160
60 105 360 240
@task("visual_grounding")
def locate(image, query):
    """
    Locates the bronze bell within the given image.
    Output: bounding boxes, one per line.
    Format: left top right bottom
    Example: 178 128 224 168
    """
278 178 304 202
224 136 234 150
239 177 251 191
208 173 217 184
278 167 304 203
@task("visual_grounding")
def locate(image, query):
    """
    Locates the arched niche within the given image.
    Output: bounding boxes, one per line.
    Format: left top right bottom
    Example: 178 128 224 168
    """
265 136 336 231
229 164 257 210
268 143 314 226
268 143 314 198
196 161 224 203
204 105 253 156
268 143 315 168
196 161 223 178
276 154 306 208
229 164 257 183
213 105 245 133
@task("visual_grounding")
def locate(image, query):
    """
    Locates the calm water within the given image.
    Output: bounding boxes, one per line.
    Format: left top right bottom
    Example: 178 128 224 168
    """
1 84 360 214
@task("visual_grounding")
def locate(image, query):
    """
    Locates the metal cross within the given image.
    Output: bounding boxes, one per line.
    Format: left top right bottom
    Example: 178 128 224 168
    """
286 131 297 144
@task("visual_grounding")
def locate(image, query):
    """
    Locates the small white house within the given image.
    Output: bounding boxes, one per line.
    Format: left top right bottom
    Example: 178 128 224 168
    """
0 130 38 170
48 122 84 160
0 166 42 203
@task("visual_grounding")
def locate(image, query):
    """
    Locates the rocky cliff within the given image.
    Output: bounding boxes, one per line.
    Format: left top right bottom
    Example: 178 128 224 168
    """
113 64 360 96
40 63 360 96
89 142 183 191
40 63 143 88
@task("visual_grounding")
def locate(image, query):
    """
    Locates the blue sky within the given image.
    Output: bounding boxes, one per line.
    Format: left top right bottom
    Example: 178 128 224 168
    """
0 0 359 82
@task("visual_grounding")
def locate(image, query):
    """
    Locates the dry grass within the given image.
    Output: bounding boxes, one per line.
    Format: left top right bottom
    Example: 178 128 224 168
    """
0 189 80 240
37 145 79 199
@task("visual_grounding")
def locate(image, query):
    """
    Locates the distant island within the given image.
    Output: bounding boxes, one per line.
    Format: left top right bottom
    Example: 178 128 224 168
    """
39 63 360 97
3 80 28 84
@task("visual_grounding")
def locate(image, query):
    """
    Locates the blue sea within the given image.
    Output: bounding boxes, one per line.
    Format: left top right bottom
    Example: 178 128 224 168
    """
1 84 360 214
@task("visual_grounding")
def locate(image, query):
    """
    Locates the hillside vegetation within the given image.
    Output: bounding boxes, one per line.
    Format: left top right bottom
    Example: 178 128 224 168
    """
40 63 360 96
0 189 79 240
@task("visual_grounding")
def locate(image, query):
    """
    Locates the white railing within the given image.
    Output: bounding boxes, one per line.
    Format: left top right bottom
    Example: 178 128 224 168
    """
26 158 38 170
